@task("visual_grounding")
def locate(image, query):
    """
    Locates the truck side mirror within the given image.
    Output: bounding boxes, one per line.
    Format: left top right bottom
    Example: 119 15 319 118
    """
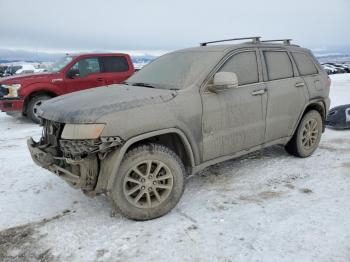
208 72 239 93
67 69 79 79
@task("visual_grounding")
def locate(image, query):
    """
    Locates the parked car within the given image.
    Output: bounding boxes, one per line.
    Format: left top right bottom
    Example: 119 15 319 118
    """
322 62 348 74
3 65 23 76
28 37 330 220
322 64 338 74
0 53 134 123
0 65 8 77
333 63 350 73
15 64 38 74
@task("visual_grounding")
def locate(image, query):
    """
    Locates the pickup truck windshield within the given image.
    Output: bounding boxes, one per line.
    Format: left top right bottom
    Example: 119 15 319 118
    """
47 56 74 73
126 51 221 90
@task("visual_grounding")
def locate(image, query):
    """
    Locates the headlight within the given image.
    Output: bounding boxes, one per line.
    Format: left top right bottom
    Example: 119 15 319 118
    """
3 84 21 98
61 124 105 139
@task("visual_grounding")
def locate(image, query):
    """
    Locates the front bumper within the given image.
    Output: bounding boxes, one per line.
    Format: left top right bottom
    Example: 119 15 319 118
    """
27 137 98 190
27 137 55 168
0 98 24 112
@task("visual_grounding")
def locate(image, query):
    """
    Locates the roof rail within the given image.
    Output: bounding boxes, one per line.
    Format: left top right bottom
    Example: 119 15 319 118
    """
260 39 292 45
200 36 261 46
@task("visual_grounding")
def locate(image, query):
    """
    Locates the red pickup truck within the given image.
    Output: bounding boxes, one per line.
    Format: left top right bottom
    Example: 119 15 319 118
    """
0 53 134 123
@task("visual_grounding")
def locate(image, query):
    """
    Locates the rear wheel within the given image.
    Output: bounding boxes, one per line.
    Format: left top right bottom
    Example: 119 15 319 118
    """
111 144 185 220
285 110 323 157
27 95 51 124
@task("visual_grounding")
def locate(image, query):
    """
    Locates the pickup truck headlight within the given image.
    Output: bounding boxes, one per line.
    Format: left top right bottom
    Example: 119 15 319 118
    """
61 124 105 139
3 84 21 98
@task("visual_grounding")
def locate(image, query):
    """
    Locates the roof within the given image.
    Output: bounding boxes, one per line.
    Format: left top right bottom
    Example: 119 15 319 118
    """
176 43 308 54
66 53 130 58
174 37 309 54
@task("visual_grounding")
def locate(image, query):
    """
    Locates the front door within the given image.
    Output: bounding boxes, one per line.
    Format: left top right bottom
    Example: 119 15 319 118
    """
64 57 106 93
260 49 308 142
201 49 267 162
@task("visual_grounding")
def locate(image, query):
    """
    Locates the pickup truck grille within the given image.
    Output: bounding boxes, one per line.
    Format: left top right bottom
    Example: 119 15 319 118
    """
0 85 9 98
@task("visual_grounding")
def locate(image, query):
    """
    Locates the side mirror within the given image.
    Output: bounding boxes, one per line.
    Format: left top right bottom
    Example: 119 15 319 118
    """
208 72 238 93
67 69 79 79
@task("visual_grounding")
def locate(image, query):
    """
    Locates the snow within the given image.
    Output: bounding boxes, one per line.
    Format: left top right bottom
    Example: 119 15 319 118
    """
1 74 350 261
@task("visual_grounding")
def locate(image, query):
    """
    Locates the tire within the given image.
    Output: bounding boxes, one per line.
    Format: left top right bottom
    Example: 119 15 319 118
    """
285 110 323 158
111 143 186 220
27 95 51 124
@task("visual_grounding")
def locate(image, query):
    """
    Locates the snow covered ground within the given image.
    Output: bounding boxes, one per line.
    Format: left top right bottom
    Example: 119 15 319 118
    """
0 74 350 262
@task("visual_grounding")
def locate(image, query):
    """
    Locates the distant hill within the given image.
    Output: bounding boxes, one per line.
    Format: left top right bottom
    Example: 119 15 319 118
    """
0 46 349 66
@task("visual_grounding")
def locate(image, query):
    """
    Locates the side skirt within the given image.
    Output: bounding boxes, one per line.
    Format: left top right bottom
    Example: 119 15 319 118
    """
191 137 290 175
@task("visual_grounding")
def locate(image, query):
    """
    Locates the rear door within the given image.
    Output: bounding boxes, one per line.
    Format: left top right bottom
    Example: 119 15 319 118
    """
64 56 105 93
291 51 326 94
201 49 267 161
261 49 308 142
100 56 133 85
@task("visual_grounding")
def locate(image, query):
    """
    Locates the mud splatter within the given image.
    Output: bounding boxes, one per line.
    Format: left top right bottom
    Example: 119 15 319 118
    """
239 191 283 203
0 210 72 262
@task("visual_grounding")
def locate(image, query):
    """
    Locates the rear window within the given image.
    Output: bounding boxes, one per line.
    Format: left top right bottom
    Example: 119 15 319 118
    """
101 56 129 73
264 51 294 81
292 52 318 76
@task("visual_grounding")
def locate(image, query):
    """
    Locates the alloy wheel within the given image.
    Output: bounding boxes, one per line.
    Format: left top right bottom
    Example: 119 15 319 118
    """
301 118 319 150
123 160 174 208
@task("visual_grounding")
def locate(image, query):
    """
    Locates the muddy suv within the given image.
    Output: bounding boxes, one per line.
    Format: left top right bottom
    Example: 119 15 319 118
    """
28 37 330 220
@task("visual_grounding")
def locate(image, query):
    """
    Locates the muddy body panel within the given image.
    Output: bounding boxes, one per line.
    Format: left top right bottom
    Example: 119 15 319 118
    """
28 40 330 201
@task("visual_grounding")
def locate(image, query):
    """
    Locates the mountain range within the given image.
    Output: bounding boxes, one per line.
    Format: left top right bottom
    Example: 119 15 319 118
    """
0 46 349 65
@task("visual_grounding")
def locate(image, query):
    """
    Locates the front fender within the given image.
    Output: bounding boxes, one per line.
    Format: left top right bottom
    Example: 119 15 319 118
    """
99 128 196 194
21 83 61 98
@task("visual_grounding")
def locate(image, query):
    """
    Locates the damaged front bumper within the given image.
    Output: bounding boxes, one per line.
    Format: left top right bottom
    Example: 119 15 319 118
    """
27 135 124 193
27 137 98 190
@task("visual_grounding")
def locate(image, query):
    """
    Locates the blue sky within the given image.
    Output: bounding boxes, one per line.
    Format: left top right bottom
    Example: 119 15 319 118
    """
0 0 349 53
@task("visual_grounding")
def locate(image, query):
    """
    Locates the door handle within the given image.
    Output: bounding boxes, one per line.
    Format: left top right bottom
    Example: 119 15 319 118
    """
97 77 104 82
251 89 266 96
295 82 305 87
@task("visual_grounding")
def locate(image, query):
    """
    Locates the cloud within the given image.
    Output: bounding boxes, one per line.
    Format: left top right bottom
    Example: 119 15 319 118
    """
0 0 349 52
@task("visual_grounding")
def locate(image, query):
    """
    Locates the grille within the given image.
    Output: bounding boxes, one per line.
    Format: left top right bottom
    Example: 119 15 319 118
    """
59 139 101 157
0 85 9 98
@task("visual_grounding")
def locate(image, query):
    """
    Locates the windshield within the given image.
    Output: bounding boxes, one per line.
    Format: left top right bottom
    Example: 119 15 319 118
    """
47 56 74 73
125 51 222 90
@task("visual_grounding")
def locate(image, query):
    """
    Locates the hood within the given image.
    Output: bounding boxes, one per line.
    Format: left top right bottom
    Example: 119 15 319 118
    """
38 84 178 123
0 72 55 84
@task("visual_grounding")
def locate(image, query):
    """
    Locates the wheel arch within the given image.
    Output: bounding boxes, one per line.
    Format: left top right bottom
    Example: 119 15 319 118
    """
290 99 327 137
302 100 326 131
23 90 57 115
106 128 196 192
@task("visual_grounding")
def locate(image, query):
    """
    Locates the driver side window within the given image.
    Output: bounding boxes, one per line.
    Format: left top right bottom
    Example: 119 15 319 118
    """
219 51 259 85
68 57 101 78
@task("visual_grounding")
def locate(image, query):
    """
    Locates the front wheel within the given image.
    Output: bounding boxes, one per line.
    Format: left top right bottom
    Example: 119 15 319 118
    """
111 144 186 220
27 95 51 124
285 110 323 157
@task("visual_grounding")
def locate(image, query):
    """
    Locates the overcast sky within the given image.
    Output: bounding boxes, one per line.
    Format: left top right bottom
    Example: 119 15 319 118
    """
0 0 349 54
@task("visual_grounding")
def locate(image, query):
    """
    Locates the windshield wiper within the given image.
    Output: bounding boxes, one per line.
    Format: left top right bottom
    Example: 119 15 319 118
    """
131 82 156 88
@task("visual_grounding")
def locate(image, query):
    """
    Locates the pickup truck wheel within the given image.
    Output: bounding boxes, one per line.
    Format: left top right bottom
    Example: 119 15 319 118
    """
27 95 51 124
285 110 322 157
111 144 185 220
